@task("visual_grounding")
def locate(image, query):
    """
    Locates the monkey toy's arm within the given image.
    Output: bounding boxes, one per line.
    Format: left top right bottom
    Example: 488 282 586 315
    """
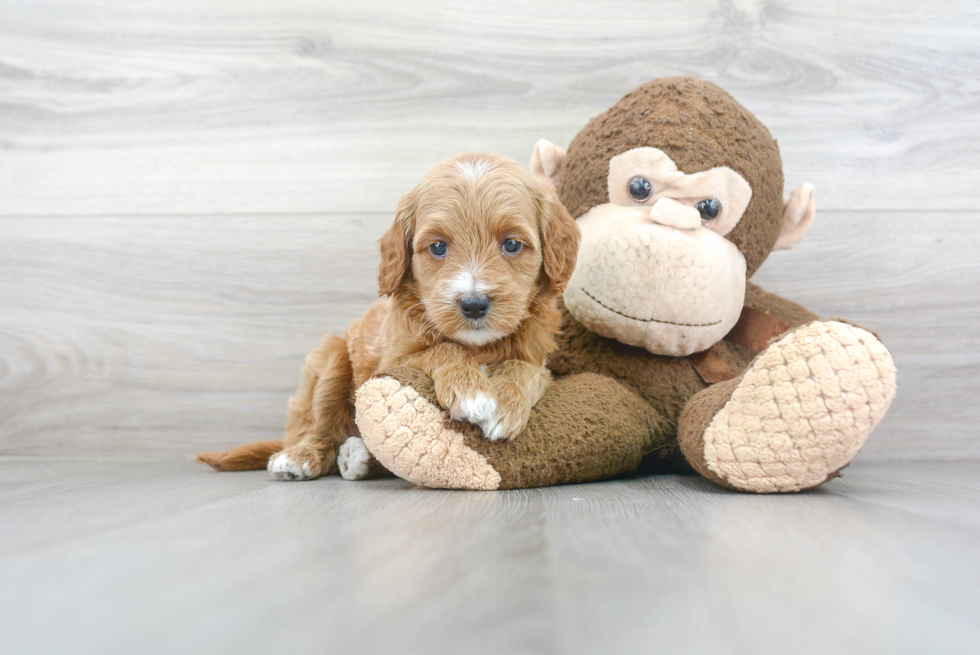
349 363 672 489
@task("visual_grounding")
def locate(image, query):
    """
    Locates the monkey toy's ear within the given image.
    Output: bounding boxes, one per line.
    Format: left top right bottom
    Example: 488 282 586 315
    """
530 139 567 191
377 187 418 297
774 183 816 251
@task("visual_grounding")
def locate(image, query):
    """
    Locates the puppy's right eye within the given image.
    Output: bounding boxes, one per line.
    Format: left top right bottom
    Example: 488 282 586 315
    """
429 241 447 258
502 239 523 255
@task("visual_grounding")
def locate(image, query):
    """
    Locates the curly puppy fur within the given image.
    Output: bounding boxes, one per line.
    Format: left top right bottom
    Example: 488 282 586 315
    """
197 152 580 480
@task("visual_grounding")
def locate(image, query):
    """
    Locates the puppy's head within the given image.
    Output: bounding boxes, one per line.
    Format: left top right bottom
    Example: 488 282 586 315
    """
379 152 580 347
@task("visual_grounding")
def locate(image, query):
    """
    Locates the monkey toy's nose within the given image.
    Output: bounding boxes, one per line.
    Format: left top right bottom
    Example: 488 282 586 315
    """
459 295 491 320
649 197 702 230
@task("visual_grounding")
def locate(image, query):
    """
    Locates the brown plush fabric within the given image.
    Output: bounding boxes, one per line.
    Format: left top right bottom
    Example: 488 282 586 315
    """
379 365 674 489
689 345 736 384
548 298 755 427
743 283 818 328
676 378 743 490
726 306 790 354
559 76 784 277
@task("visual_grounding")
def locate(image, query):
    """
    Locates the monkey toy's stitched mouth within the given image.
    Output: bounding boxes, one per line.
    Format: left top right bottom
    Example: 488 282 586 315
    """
581 288 722 327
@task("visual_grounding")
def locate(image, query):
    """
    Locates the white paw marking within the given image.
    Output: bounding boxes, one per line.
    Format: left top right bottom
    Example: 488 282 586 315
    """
267 453 312 481
481 416 510 441
454 392 497 425
338 437 371 481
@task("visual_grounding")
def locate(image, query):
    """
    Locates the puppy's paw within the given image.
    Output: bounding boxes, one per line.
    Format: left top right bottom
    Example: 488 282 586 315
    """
434 368 498 429
267 445 325 481
337 436 372 481
478 360 548 441
479 402 530 442
268 453 312 481
453 392 498 426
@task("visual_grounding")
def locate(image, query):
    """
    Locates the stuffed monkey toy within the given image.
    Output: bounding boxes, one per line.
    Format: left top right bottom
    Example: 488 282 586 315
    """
344 77 897 492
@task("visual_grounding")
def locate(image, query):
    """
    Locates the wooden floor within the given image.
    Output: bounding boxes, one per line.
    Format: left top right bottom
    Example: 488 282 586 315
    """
2 2 979 653
1 459 978 654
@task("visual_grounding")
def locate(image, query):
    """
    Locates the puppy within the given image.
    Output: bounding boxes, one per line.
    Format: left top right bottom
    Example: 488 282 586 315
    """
197 152 580 481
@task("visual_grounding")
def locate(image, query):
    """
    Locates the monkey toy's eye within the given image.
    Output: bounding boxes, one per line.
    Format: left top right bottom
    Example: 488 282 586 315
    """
502 238 523 255
697 198 721 220
628 176 653 202
429 241 448 258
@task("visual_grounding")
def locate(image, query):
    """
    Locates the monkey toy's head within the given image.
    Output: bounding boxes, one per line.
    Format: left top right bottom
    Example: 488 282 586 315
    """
531 76 816 357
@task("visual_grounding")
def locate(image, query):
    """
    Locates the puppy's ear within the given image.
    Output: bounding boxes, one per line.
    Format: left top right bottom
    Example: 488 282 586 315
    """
538 188 580 293
378 187 418 297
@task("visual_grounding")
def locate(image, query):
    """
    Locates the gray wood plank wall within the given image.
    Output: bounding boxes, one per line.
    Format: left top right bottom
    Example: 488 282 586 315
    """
1 0 978 460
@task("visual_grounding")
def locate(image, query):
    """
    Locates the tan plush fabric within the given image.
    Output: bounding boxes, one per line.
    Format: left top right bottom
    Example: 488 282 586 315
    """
563 202 748 356
696 321 897 492
775 183 816 251
355 376 502 490
606 147 753 238
531 138 567 188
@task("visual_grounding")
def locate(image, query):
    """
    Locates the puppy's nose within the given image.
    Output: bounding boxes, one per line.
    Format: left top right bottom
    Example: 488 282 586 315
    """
458 295 491 320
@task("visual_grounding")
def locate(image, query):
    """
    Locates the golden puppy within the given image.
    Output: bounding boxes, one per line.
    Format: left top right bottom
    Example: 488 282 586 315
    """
197 152 580 481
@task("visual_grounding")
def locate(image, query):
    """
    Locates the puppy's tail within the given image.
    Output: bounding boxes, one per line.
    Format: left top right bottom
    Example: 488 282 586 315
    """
196 440 283 471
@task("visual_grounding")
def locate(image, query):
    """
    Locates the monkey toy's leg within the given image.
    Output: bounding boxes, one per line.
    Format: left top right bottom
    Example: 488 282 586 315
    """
354 367 674 490
677 320 897 493
268 335 357 481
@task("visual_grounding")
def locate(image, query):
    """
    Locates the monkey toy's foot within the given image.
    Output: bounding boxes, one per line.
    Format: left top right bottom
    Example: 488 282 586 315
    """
679 320 897 493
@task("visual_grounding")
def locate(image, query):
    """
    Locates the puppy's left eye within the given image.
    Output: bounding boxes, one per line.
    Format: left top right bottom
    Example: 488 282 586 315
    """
502 239 523 255
429 241 448 258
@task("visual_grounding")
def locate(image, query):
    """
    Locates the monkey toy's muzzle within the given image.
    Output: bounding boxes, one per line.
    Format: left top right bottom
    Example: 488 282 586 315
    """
564 204 746 357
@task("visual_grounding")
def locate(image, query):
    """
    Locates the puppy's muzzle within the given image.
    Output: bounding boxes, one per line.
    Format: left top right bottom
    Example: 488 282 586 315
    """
458 295 491 320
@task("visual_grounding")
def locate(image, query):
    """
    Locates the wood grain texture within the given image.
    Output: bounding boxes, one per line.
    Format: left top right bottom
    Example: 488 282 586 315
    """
0 214 384 456
0 0 977 460
752 211 980 460
1 0 979 214
1 211 976 459
1 458 978 654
